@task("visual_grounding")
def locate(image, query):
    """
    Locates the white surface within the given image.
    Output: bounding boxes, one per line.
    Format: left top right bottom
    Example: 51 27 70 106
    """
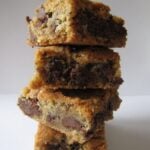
0 0 150 96
0 95 150 150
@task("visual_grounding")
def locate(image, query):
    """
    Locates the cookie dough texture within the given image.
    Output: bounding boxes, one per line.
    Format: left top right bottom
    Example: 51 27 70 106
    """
27 0 127 47
18 79 121 144
34 124 107 150
35 46 123 89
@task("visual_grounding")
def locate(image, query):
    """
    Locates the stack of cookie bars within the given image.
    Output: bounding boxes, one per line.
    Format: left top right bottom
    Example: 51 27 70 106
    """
18 0 127 149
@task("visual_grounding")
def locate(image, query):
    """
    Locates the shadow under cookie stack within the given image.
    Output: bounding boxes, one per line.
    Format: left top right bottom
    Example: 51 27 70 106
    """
18 0 127 149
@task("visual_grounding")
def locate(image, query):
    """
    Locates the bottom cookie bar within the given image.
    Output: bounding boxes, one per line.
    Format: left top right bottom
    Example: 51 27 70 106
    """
35 124 107 150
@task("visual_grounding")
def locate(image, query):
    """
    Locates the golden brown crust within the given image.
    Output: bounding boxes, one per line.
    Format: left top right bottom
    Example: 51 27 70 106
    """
35 124 65 150
34 124 107 150
27 0 127 47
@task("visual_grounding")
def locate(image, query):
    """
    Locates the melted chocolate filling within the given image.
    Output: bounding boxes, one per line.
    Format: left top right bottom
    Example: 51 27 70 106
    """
62 117 83 131
75 9 127 38
38 56 120 88
18 98 41 117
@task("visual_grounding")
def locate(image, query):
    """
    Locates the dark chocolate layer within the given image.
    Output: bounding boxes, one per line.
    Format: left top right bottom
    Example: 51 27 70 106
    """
37 56 123 88
75 9 127 38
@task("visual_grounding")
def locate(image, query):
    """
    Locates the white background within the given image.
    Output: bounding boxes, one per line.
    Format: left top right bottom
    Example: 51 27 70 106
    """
0 0 150 96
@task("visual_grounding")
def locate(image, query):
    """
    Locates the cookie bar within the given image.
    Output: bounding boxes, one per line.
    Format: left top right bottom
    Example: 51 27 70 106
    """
34 124 107 150
18 81 121 143
35 46 123 89
27 0 127 47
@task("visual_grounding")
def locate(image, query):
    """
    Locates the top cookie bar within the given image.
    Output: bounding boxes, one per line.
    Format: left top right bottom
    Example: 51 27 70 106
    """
27 0 127 47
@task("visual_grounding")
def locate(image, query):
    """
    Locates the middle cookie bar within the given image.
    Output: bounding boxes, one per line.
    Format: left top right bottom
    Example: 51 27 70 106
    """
18 80 121 144
35 46 123 89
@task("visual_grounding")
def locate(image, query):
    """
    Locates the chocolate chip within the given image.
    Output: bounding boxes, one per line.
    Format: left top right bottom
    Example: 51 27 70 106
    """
46 12 53 18
26 16 31 23
18 98 41 117
62 117 83 131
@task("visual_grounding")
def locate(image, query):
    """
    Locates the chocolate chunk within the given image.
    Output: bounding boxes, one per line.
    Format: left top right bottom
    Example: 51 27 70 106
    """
18 98 41 117
62 117 83 131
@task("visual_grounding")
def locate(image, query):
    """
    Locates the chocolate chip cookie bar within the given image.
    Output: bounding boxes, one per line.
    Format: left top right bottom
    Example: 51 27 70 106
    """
27 0 127 47
35 124 107 150
18 80 121 143
35 46 123 89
